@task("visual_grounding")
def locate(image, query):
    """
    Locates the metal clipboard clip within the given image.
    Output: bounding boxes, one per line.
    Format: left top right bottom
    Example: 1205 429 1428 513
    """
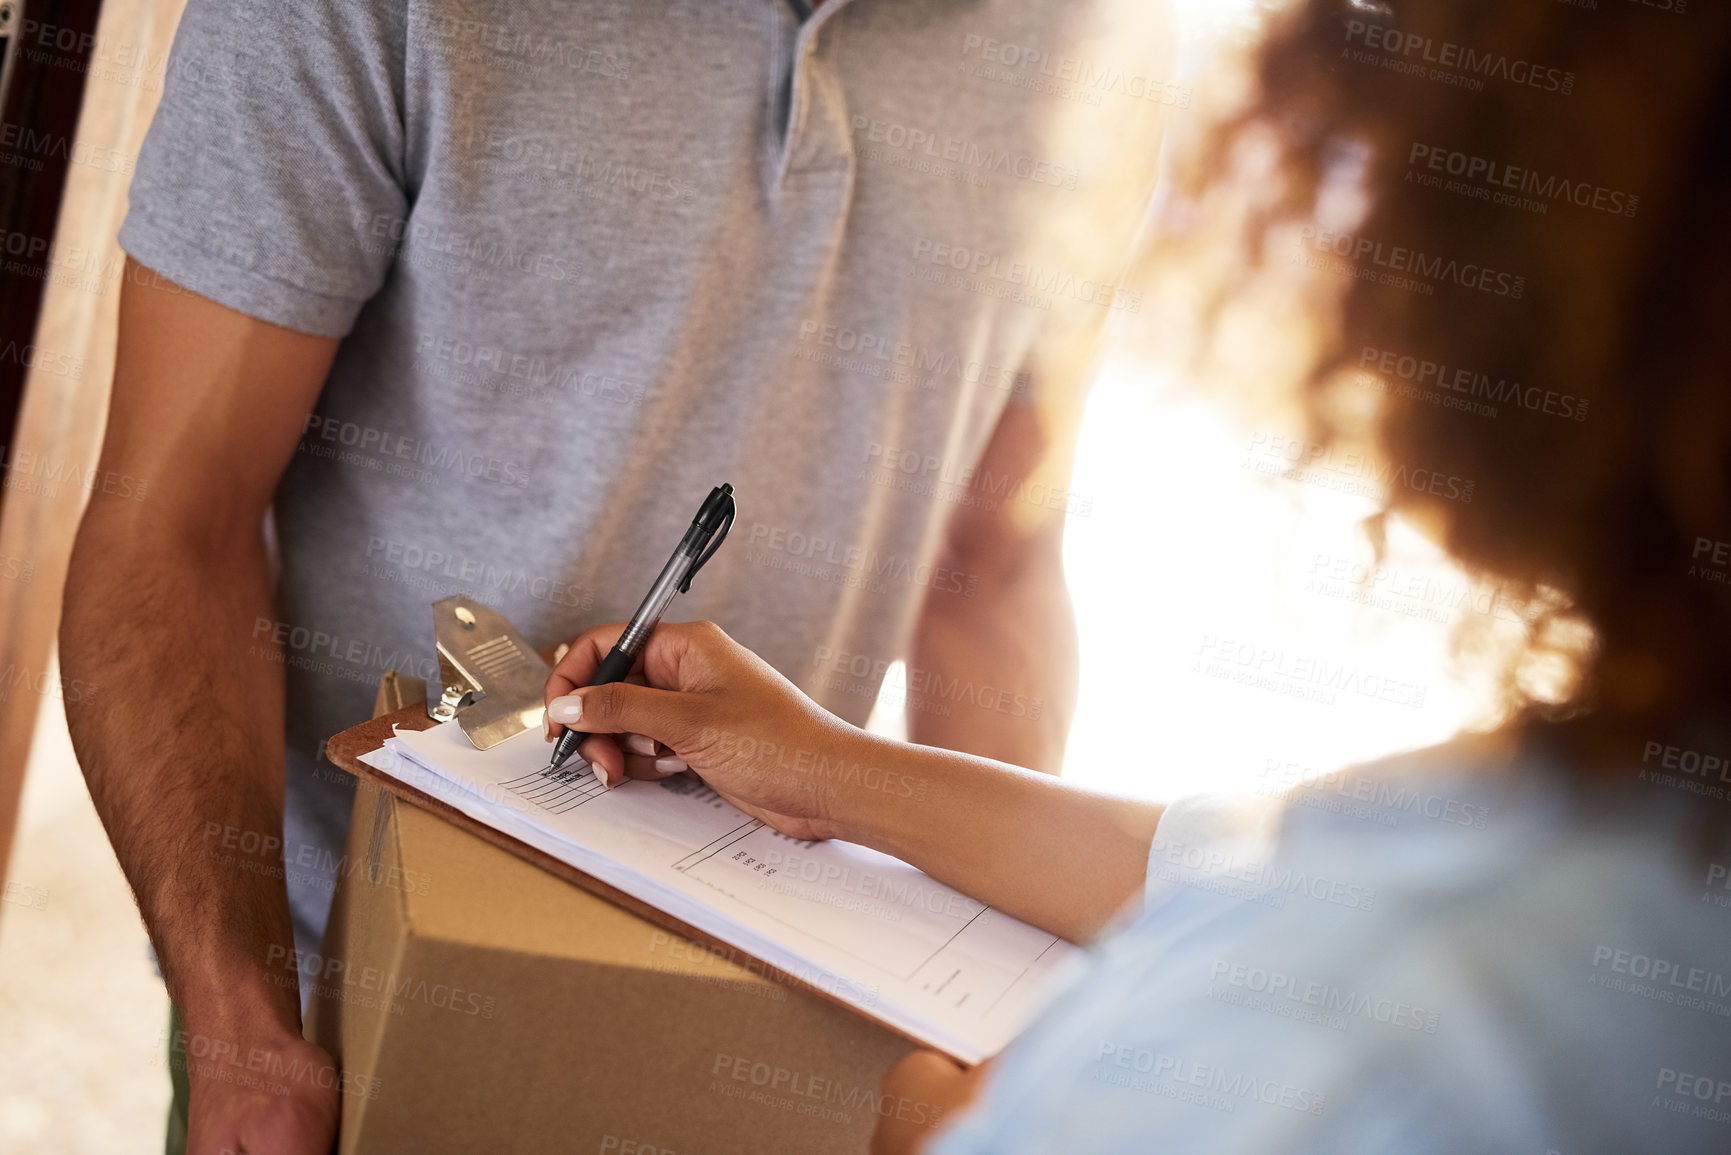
427 595 552 750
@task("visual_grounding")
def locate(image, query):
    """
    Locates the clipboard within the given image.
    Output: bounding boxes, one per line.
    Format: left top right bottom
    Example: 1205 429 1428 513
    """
321 596 955 1061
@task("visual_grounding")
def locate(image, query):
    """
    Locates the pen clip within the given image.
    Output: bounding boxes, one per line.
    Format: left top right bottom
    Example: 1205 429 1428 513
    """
679 489 736 593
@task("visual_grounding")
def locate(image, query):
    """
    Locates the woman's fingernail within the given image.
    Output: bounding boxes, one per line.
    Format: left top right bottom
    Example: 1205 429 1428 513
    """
624 733 656 756
654 756 688 775
591 764 612 789
547 695 583 724
543 712 554 742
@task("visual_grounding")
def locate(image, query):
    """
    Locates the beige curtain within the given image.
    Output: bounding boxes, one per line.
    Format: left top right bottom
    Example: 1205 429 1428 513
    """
0 0 186 886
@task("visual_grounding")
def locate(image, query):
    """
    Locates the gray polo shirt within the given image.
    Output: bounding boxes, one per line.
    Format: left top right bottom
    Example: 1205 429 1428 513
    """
119 0 1177 963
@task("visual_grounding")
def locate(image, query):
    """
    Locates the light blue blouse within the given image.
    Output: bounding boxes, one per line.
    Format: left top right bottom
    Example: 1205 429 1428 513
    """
933 749 1731 1153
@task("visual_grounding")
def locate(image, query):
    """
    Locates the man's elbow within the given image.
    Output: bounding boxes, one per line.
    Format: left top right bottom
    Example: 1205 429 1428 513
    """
61 504 142 651
61 498 233 656
71 477 266 586
938 502 1067 596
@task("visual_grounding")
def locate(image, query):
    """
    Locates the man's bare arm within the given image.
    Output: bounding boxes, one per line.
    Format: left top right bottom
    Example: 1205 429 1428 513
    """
908 395 1086 774
61 261 336 1068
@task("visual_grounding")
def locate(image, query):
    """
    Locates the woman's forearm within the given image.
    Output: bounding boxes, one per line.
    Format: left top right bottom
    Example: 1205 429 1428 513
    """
834 730 1163 943
543 621 1164 943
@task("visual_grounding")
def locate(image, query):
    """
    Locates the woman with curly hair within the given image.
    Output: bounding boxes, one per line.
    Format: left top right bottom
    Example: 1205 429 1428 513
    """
544 2 1731 1150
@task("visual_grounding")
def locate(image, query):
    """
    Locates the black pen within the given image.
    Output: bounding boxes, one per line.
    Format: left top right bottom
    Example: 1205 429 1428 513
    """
545 483 736 773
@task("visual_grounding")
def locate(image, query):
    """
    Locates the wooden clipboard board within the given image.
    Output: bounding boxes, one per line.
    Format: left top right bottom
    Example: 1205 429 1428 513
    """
322 701 950 1061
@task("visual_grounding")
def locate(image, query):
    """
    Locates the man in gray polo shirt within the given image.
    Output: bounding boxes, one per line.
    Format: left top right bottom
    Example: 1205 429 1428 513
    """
61 0 1176 1149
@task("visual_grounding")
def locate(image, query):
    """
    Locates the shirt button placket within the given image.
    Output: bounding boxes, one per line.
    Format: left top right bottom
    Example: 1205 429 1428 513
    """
779 1 856 183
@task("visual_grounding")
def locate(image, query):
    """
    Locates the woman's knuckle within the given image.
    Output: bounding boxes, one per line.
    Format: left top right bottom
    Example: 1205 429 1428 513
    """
687 619 728 647
593 682 629 723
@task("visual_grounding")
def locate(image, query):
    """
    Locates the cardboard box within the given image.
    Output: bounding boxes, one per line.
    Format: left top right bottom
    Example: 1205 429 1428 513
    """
309 769 917 1153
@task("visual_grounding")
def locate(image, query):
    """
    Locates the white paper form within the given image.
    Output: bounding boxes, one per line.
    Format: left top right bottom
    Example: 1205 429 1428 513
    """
358 721 1081 1062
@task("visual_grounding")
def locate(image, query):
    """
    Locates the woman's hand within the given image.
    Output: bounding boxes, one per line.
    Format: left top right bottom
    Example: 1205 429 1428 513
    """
543 620 874 841
870 1050 989 1155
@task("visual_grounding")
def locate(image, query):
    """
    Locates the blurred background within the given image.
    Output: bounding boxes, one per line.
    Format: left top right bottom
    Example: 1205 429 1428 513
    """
0 0 1489 1149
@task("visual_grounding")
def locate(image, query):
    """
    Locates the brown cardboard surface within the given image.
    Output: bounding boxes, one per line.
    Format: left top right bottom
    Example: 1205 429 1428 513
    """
314 710 919 1153
308 775 410 1145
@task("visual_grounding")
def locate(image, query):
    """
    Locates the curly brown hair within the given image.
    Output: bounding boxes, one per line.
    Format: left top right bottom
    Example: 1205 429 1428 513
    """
1157 0 1731 816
